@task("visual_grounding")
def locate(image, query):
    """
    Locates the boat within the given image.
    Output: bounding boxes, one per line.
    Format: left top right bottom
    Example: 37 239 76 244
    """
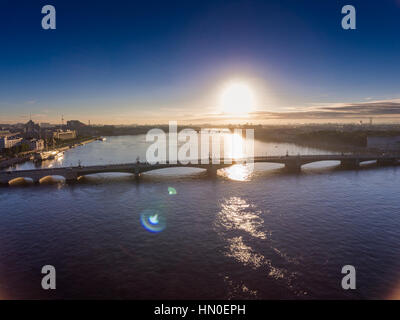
34 150 59 161
96 137 106 141
55 151 64 159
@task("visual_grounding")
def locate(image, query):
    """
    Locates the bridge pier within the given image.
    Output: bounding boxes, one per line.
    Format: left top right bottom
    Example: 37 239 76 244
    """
284 161 301 173
340 159 360 169
31 177 41 184
134 168 141 179
207 166 219 177
64 172 78 183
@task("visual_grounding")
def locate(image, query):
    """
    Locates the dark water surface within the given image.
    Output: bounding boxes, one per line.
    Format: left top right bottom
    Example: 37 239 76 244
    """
1 135 400 299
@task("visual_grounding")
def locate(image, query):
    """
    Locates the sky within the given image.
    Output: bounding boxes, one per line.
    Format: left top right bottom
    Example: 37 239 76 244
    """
1 0 400 124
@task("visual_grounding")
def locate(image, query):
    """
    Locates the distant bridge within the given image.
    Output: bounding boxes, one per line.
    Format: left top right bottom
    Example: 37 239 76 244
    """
1 154 399 185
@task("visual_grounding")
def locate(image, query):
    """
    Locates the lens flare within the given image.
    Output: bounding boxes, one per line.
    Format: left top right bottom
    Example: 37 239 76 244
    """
140 209 166 233
168 187 177 195
149 214 159 224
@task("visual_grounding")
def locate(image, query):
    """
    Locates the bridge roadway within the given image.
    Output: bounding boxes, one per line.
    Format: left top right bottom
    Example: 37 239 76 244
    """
0 154 399 184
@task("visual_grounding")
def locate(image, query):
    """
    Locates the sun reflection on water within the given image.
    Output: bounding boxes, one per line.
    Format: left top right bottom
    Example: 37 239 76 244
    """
222 164 253 181
226 236 265 269
218 131 254 181
223 275 258 299
215 197 305 297
216 197 267 239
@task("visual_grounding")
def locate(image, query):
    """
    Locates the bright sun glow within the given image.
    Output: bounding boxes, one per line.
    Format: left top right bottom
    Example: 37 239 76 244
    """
220 81 255 115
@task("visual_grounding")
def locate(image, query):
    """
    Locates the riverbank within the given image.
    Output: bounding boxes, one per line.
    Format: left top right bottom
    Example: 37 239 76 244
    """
253 127 375 153
55 136 97 152
0 136 98 169
0 156 31 169
53 136 97 150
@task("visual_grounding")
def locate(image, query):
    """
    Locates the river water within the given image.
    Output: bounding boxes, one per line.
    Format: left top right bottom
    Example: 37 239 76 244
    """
1 135 400 299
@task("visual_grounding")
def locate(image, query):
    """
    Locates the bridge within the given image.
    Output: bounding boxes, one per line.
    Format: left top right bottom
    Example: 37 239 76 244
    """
0 154 399 185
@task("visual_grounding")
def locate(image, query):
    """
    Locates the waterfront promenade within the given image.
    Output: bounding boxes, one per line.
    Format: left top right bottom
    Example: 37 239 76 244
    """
0 136 98 169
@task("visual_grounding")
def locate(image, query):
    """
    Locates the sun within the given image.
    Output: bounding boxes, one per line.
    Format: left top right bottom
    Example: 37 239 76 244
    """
219 81 255 115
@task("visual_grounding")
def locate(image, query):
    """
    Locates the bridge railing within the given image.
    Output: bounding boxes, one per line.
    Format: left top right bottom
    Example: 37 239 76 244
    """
2 153 400 175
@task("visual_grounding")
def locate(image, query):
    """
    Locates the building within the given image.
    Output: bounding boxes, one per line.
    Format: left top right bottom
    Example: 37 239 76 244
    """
25 138 45 151
67 120 86 129
367 136 400 151
53 129 77 140
67 120 87 135
0 132 23 149
40 128 56 141
24 120 41 139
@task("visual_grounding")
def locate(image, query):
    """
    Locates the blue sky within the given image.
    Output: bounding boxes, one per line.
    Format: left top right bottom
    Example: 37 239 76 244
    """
1 0 400 124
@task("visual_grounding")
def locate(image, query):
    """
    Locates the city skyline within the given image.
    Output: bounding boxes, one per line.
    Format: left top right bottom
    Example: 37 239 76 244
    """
1 0 400 124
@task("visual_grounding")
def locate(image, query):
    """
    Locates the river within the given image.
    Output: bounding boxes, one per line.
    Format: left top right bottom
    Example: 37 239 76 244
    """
0 134 399 299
